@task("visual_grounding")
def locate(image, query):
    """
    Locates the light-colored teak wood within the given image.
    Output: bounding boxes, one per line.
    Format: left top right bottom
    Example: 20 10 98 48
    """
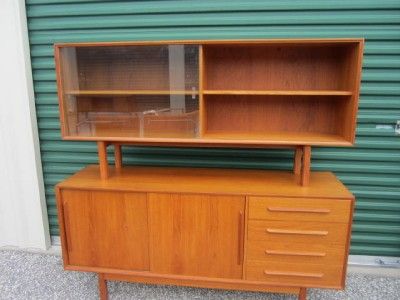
97 141 109 179
247 220 348 246
98 274 108 300
55 166 354 299
299 287 307 300
246 240 345 265
248 196 352 223
57 165 354 199
54 39 364 185
148 193 245 278
301 146 311 185
203 90 353 96
59 189 149 270
53 37 361 299
114 144 122 170
246 260 344 288
102 270 301 294
294 146 303 175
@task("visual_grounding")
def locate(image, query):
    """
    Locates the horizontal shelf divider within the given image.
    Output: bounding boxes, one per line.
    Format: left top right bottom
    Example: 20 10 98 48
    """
203 90 352 96
66 90 199 96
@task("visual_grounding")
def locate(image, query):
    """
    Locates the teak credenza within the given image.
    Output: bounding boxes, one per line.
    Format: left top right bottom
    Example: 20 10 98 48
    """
54 39 364 299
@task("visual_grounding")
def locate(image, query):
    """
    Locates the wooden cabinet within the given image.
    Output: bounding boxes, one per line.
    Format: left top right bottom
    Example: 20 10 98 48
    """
56 166 354 299
58 190 149 271
148 193 245 278
54 38 361 300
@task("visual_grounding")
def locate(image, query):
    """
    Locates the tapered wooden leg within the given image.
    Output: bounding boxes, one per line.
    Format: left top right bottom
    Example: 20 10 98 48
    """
114 144 122 170
98 274 108 300
301 146 311 186
293 146 303 175
298 287 307 300
97 141 109 180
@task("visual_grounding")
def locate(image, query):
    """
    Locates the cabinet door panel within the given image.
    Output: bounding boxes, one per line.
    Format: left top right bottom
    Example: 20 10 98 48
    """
61 189 149 270
148 193 245 279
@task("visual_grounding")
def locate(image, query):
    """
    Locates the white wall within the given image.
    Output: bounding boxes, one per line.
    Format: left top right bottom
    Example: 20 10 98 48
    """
0 0 50 249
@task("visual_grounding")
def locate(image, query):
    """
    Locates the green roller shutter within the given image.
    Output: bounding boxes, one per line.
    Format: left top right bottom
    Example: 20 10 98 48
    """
26 0 400 257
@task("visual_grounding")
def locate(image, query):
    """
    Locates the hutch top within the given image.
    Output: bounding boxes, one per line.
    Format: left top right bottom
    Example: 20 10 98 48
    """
55 39 364 148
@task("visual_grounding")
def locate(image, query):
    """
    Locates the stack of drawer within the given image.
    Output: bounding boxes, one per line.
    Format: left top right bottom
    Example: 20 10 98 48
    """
245 196 353 288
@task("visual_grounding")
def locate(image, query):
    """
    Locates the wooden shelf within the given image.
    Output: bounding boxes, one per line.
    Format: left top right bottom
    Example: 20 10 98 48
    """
203 90 353 96
66 90 199 96
203 131 350 145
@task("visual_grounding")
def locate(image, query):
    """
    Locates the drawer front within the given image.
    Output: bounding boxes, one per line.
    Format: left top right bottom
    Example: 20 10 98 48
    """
248 220 348 246
246 260 343 288
249 196 351 223
247 240 345 265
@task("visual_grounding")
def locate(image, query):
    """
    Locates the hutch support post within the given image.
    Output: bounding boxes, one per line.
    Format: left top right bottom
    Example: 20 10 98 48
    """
97 141 108 179
114 144 122 170
301 146 311 186
293 146 303 175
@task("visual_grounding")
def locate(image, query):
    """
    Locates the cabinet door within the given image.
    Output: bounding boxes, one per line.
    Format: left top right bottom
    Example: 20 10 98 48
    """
148 193 245 279
61 189 149 271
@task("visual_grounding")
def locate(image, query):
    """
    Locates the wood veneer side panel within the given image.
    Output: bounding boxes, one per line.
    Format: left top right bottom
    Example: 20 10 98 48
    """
54 45 68 137
348 41 364 144
337 41 364 143
341 197 355 288
55 186 70 267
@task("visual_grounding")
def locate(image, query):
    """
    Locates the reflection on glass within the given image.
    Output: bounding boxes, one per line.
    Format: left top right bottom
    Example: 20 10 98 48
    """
65 95 198 138
60 45 199 138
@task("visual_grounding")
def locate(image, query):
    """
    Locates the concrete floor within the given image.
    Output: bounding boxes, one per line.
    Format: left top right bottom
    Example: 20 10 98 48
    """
0 249 399 300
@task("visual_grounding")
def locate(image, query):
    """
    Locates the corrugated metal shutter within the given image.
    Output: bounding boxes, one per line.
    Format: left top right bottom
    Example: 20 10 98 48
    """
26 0 400 257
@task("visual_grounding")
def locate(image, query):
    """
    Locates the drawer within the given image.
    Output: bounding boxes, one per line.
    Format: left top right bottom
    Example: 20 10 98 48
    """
246 260 344 288
246 240 346 265
249 196 351 223
247 220 348 246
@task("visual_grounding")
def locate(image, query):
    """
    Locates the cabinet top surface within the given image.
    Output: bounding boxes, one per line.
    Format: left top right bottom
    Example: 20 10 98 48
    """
57 165 353 199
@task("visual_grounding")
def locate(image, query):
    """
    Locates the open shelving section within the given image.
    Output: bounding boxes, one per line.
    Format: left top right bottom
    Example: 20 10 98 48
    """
55 39 364 184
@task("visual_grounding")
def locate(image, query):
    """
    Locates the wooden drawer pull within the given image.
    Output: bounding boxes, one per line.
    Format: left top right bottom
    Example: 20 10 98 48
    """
264 270 324 278
238 211 244 265
266 228 328 236
267 207 330 214
265 250 326 257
